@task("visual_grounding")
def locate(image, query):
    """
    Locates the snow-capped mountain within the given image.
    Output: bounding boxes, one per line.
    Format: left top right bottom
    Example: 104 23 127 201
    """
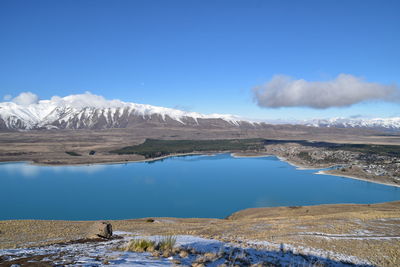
0 93 249 130
2 92 400 132
303 117 400 131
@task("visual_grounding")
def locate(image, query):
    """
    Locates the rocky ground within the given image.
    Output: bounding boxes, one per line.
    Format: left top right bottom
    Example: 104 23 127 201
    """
1 202 399 266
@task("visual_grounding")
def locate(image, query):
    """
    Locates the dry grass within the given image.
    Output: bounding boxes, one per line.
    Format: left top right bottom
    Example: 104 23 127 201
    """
122 235 176 253
1 202 399 266
158 235 177 251
124 239 156 252
179 249 189 258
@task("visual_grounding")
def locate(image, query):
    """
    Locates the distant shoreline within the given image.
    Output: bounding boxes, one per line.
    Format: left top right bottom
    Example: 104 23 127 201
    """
1 151 399 188
276 156 400 188
0 152 209 167
230 152 273 158
315 170 400 188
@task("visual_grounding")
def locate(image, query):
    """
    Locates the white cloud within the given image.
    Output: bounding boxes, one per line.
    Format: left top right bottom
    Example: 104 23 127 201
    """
253 74 400 109
50 91 125 108
4 91 125 108
12 92 39 106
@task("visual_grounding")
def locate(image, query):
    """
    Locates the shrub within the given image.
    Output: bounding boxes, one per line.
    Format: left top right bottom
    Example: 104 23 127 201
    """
158 235 177 251
65 151 81 156
125 239 156 252
124 235 177 254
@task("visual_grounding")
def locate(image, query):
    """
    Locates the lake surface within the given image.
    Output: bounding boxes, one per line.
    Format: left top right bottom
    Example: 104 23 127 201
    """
1 154 399 220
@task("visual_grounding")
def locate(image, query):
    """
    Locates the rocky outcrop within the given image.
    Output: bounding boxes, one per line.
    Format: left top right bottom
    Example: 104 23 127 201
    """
87 222 113 239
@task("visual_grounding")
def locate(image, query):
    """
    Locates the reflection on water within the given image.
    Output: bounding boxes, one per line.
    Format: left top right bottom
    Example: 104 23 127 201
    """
1 162 121 177
2 163 40 177
0 154 399 220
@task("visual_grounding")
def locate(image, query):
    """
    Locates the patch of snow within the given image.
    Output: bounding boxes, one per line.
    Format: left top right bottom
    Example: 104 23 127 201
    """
0 233 374 266
248 240 371 266
297 232 400 240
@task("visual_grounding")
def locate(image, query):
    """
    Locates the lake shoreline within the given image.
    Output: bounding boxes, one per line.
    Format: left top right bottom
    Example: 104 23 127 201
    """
230 152 273 158
1 151 399 188
279 156 400 188
315 170 400 188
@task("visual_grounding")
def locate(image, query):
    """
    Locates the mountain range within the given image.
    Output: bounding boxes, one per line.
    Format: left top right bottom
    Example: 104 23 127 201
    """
302 117 400 132
0 94 249 130
1 93 399 132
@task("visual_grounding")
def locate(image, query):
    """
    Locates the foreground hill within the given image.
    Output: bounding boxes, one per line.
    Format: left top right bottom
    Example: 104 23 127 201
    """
1 201 399 266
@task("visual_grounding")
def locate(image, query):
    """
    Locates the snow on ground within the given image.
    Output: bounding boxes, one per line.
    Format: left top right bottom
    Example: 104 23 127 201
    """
296 231 400 240
246 240 371 266
0 231 374 267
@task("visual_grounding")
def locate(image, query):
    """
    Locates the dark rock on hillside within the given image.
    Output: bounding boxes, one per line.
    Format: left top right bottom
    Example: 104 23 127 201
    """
87 222 113 239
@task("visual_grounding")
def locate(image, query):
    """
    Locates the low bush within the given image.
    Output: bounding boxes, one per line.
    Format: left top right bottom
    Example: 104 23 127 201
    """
125 239 156 252
124 235 177 253
158 235 177 251
65 151 82 156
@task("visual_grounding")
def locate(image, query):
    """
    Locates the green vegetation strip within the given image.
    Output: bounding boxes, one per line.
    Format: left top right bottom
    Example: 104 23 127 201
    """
110 138 265 158
111 138 400 159
65 151 82 156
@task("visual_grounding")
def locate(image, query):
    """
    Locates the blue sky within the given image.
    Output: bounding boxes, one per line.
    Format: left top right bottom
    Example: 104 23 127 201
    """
0 0 399 120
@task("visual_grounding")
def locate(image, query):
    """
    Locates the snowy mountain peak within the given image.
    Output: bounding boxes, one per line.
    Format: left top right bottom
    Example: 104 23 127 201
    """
302 117 400 131
0 93 244 130
1 92 399 132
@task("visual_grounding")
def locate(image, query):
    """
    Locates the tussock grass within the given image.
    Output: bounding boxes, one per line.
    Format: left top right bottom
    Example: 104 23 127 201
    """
123 235 177 253
125 239 156 252
158 235 177 251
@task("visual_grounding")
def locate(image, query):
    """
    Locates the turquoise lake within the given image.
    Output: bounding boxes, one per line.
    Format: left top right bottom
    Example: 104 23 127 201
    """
1 154 399 220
